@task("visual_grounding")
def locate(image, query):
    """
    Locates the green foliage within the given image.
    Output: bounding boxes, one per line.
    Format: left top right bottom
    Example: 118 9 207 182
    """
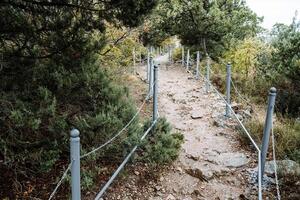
172 47 182 61
99 25 147 72
271 19 300 80
223 37 273 77
142 0 261 57
140 118 184 165
219 16 300 168
220 17 300 117
0 60 142 172
0 1 159 197
269 19 300 117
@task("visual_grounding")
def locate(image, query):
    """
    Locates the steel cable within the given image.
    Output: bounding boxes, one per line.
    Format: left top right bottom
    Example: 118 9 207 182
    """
94 120 158 199
271 119 281 200
48 160 73 200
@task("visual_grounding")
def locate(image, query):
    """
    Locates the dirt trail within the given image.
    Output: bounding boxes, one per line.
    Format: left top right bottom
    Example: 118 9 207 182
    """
147 55 257 199
104 55 259 200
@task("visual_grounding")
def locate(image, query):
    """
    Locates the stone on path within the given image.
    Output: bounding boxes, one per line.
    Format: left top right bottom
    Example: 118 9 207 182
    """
185 167 209 182
166 194 176 200
191 110 204 119
217 152 249 168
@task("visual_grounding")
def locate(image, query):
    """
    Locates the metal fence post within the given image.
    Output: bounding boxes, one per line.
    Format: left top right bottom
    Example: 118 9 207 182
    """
225 63 231 117
153 64 158 122
261 87 277 179
196 51 200 80
186 49 190 70
149 56 154 98
147 49 150 82
205 54 210 93
70 129 81 200
182 47 185 66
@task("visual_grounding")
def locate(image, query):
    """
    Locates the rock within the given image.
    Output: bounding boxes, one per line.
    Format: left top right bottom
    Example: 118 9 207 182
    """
231 102 243 111
166 194 176 200
154 186 161 191
217 152 249 168
242 109 252 118
191 110 204 119
213 118 225 128
264 159 300 177
185 167 208 182
235 113 244 121
176 166 183 173
186 154 200 161
134 171 140 176
215 131 226 136
192 189 202 196
156 191 164 197
159 176 164 182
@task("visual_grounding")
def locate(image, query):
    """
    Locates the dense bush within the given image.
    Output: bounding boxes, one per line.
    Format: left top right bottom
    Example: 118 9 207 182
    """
0 1 160 198
0 58 144 196
140 118 184 164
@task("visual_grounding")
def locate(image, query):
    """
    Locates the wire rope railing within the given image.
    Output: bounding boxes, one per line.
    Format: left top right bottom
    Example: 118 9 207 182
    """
271 118 281 200
94 119 158 199
48 160 73 200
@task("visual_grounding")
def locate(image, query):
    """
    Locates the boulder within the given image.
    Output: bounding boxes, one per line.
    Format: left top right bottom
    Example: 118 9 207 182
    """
217 152 249 168
264 159 300 177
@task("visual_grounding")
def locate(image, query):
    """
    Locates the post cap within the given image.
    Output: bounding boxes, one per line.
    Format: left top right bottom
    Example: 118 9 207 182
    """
227 62 231 65
270 87 277 94
70 129 80 138
154 64 159 69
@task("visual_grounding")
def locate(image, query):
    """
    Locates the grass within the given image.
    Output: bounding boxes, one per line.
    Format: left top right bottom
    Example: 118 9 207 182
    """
240 117 300 164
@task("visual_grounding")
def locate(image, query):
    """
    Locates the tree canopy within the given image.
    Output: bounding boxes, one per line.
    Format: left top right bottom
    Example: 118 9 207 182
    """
142 0 261 57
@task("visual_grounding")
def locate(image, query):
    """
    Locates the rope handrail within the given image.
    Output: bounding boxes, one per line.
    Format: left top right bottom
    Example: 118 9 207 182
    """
48 160 73 200
230 79 252 105
271 118 281 200
80 92 150 159
94 119 158 199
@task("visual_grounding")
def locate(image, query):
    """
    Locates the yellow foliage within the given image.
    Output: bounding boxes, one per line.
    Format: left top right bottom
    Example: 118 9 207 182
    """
223 37 272 77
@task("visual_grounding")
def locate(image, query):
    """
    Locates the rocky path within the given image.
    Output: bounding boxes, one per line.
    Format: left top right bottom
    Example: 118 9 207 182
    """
144 55 258 199
104 55 260 200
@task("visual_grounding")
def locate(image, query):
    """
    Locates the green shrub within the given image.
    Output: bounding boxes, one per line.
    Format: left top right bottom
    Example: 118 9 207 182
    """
173 47 182 62
0 58 143 197
140 118 184 165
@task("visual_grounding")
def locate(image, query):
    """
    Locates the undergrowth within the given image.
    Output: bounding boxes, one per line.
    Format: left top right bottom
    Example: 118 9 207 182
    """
240 117 300 164
139 118 184 165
